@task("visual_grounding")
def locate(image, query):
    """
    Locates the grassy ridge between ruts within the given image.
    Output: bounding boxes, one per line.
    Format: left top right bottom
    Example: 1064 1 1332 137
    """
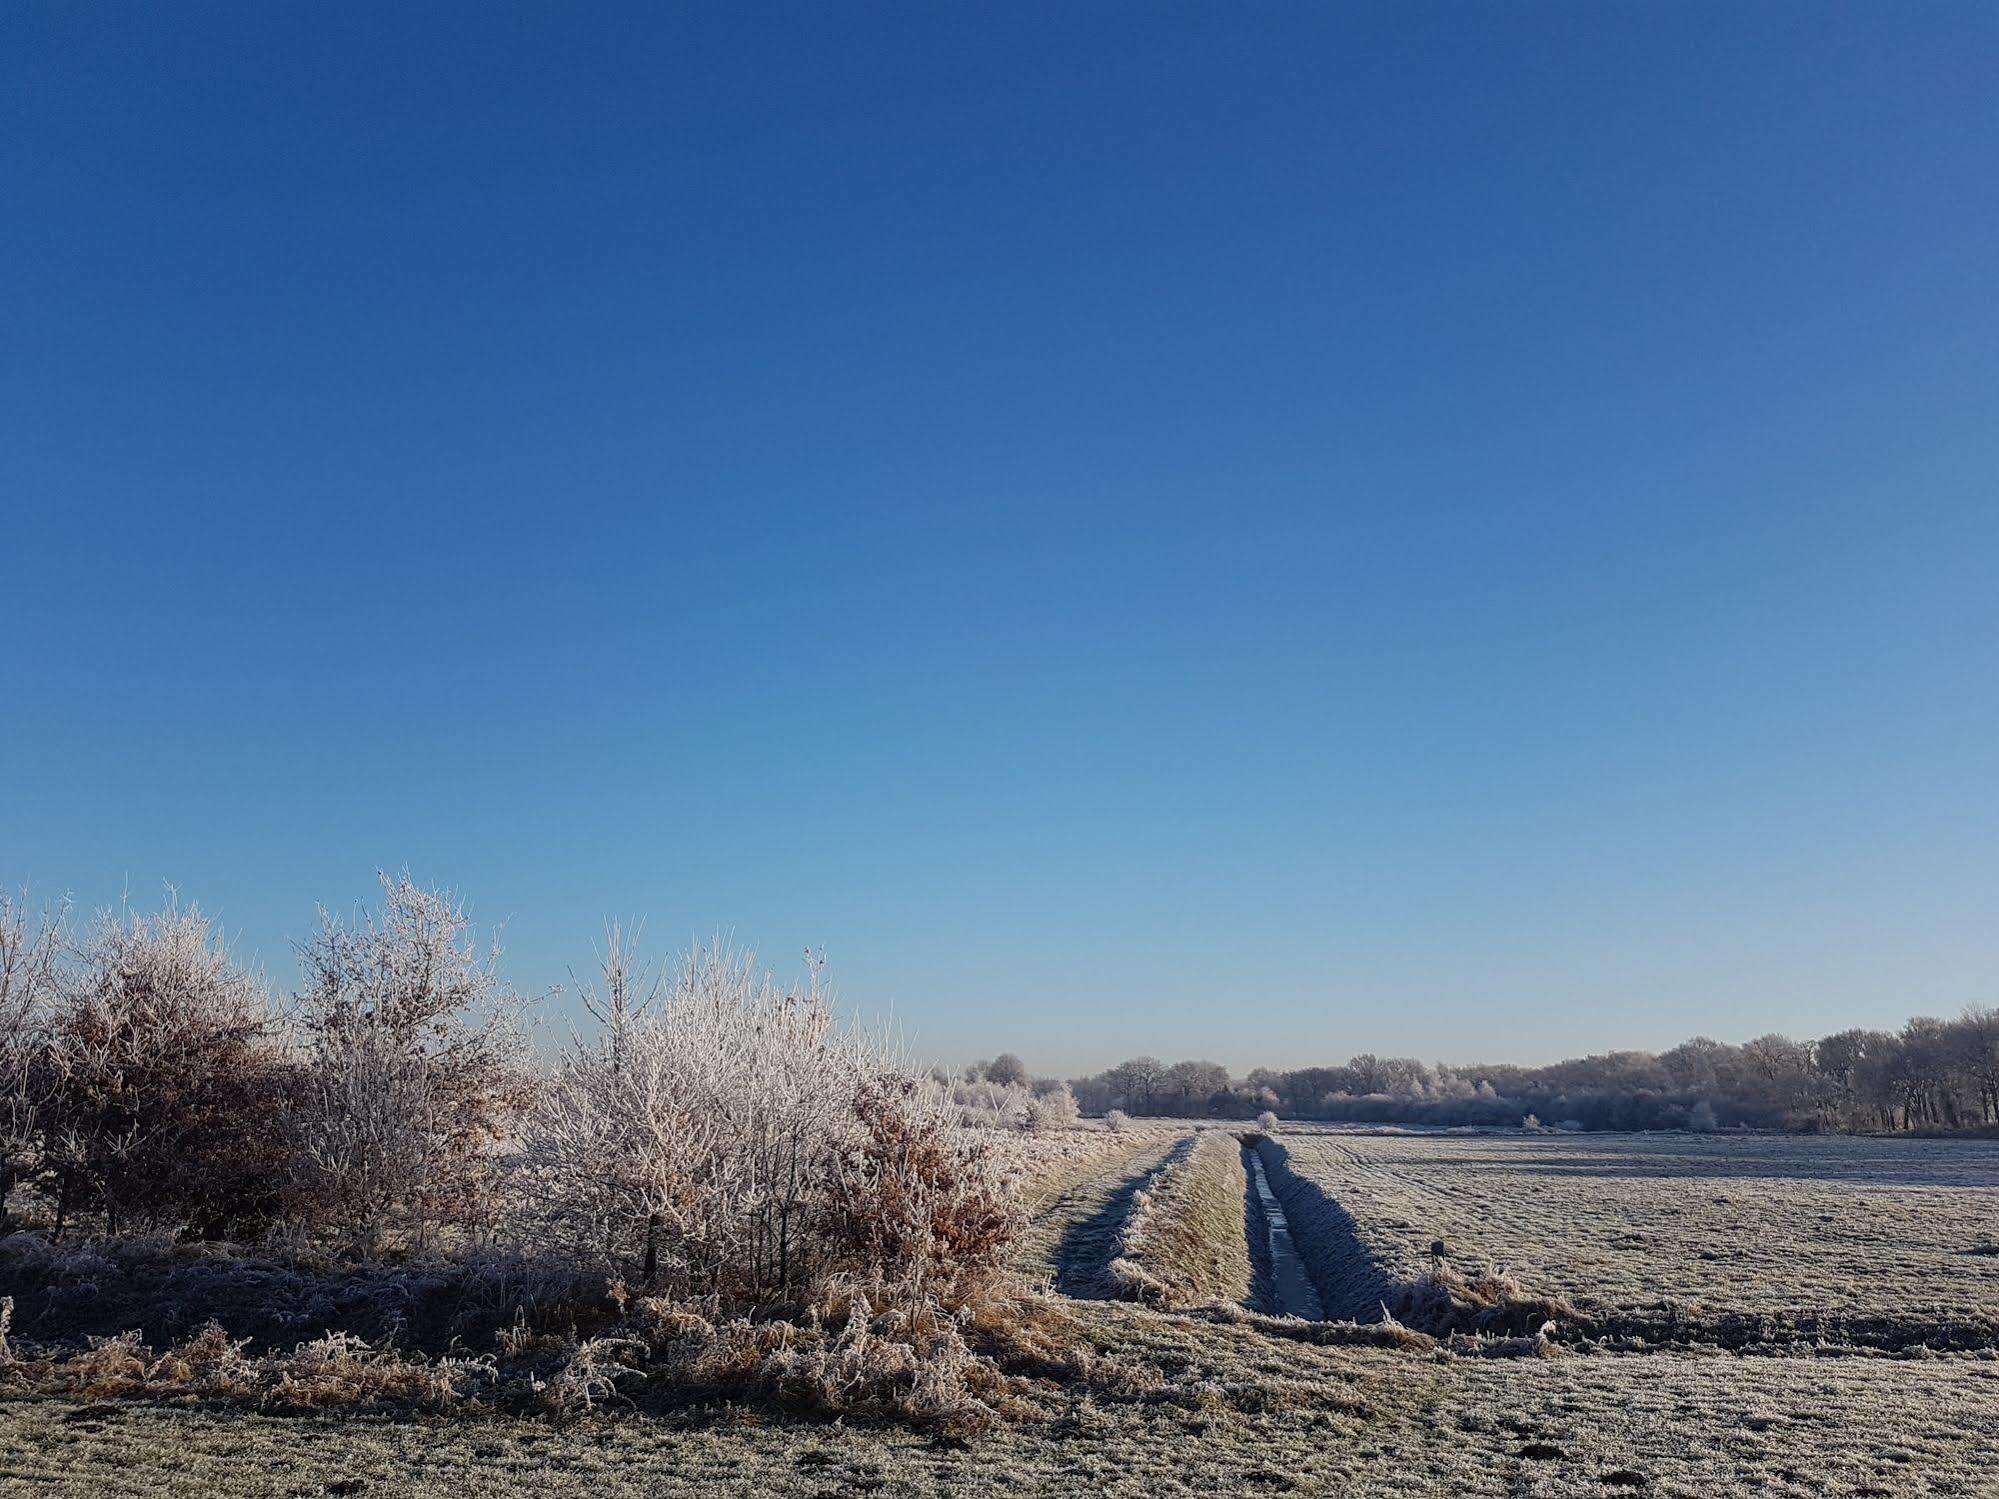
1105 1130 1251 1308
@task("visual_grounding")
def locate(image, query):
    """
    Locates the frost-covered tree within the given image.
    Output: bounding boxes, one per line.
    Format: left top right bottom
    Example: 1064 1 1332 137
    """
529 939 1020 1312
1022 1083 1080 1132
1947 1007 1999 1125
289 873 532 1253
0 891 66 1227
528 939 857 1299
982 1053 1029 1088
39 898 287 1238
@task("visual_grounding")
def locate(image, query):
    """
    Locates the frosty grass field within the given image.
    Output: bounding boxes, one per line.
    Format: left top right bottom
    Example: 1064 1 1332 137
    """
4 1122 1995 1499
1269 1129 1999 1323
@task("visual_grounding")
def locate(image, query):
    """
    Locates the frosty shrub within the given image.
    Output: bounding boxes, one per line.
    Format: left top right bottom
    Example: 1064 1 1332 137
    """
821 1072 1022 1312
0 883 1043 1430
0 892 65 1227
37 899 290 1239
289 874 533 1253
1256 1110 1280 1132
1023 1084 1081 1132
529 939 854 1303
1105 1109 1133 1134
948 1077 1032 1129
528 939 1023 1318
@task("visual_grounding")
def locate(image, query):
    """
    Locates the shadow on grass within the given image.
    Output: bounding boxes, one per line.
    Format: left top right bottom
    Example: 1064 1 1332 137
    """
1243 1146 1277 1315
1053 1139 1188 1299
1248 1137 1398 1322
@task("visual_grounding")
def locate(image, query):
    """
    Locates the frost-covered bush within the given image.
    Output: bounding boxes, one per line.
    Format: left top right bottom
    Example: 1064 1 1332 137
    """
1105 1109 1133 1134
0 892 65 1227
948 1076 1032 1129
0 880 1041 1431
518 937 1030 1425
288 874 532 1253
36 900 290 1239
530 939 854 1303
822 1074 1022 1309
528 939 1021 1316
1256 1110 1279 1132
1023 1084 1081 1132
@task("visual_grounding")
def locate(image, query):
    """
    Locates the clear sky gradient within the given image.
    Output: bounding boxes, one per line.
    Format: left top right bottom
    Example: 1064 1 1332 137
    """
4 4 1995 1074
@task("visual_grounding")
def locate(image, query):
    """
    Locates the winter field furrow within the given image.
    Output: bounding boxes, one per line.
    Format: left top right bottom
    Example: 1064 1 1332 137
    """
1272 1129 1999 1320
1011 1127 1186 1293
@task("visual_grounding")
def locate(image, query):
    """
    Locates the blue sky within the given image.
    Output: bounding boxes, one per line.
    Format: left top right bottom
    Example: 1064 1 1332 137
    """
4 3 1995 1074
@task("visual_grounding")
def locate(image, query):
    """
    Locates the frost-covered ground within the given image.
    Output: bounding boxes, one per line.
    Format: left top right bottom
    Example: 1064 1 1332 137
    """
5 1315 1995 1498
6 1127 1998 1498
1269 1128 1999 1320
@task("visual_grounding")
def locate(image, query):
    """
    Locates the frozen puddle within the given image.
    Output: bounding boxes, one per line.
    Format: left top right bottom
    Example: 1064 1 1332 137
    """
1248 1147 1323 1319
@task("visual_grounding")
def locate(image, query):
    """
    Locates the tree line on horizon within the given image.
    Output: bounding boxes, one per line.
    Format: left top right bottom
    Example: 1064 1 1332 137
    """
1045 1012 1999 1134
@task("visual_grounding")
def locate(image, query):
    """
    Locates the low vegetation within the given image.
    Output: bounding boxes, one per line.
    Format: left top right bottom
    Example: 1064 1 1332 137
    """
0 881 1054 1432
1105 1130 1250 1308
5 1277 1997 1497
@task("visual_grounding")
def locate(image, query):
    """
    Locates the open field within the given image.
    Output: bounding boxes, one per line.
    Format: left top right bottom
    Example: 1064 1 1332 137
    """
1266 1129 1999 1329
6 1125 1999 1496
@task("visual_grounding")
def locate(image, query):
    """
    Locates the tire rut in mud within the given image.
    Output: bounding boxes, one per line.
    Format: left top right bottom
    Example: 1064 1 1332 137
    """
1050 1136 1191 1298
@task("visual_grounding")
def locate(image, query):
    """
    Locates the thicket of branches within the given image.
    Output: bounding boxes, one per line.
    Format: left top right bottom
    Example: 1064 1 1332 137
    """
0 879 550 1251
931 1054 1081 1133
2 896 292 1240
528 938 1018 1315
0 878 1037 1426
1071 1017 1999 1133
